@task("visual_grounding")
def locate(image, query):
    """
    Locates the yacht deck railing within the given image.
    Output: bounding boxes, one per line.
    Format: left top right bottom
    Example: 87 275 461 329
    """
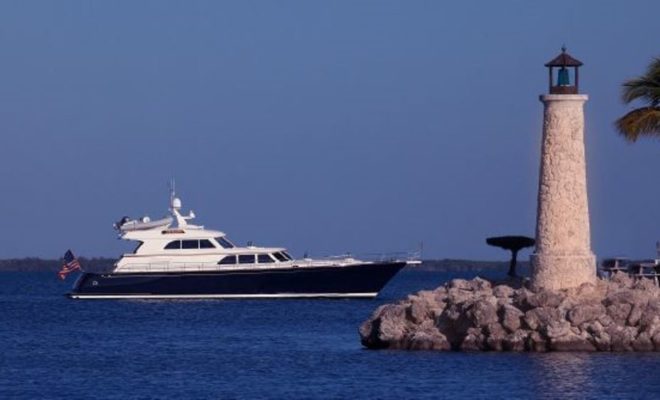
84 251 421 273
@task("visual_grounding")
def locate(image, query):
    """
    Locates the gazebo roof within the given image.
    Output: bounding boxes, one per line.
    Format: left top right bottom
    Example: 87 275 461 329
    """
545 47 583 67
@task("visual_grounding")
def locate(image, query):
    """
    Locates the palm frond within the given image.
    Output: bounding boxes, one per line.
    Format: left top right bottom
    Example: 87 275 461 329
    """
621 78 660 105
646 57 660 78
615 107 660 142
621 57 660 106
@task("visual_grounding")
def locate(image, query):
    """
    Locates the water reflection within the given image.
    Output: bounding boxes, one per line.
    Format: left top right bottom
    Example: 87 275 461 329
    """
528 352 660 398
530 353 594 398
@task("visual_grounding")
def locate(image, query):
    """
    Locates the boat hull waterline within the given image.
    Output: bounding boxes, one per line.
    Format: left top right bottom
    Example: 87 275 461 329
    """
69 262 406 299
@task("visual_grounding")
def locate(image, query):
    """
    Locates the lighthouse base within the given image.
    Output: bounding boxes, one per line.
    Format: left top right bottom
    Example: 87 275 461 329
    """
530 252 596 291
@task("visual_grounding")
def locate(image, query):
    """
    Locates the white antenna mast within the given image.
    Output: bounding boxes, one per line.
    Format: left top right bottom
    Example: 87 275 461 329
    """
169 178 176 210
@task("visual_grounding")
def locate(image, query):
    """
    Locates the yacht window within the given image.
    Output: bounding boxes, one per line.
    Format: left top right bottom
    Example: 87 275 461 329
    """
132 241 144 254
258 254 275 264
164 240 181 250
238 255 255 264
200 239 215 249
182 240 199 249
282 251 293 261
218 255 236 265
215 237 235 249
273 252 288 262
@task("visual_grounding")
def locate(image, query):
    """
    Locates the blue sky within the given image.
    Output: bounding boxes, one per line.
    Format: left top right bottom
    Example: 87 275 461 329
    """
0 1 658 260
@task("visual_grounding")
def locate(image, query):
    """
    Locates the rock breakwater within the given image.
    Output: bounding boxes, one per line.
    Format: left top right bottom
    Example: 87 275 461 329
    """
359 273 660 351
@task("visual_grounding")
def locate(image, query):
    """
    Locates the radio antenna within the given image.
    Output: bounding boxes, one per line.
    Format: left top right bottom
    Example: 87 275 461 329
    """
169 178 176 209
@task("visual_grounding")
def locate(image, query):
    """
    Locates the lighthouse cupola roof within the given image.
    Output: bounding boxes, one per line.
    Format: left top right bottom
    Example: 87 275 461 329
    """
545 46 583 95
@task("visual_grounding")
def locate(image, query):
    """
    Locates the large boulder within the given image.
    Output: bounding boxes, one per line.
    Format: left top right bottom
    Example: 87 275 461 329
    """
639 300 660 335
607 325 638 352
466 299 499 327
403 322 451 350
359 304 407 348
523 289 565 309
493 284 515 299
567 304 606 326
610 272 634 289
606 303 632 326
527 331 548 352
447 287 476 305
435 304 472 347
632 332 654 352
449 277 492 292
405 298 431 324
500 304 524 333
523 307 563 331
544 320 571 339
503 329 529 351
583 321 611 351
460 327 486 351
549 329 597 352
653 331 660 351
485 322 507 351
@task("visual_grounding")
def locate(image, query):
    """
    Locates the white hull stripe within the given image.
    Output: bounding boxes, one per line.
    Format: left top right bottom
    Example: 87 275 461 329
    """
69 292 379 299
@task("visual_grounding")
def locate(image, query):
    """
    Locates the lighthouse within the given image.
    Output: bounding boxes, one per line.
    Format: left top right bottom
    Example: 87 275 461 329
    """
530 47 596 291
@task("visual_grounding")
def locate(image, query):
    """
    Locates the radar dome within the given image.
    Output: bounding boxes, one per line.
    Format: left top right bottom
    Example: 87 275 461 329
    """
172 198 182 209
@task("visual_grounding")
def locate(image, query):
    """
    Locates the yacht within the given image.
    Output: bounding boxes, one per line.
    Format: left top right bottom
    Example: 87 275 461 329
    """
69 191 414 299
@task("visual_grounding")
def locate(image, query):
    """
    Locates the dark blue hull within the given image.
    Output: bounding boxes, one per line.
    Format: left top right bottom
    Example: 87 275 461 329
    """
69 262 406 299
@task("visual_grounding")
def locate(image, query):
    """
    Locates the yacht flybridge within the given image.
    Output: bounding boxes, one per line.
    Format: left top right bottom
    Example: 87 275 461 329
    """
69 191 413 299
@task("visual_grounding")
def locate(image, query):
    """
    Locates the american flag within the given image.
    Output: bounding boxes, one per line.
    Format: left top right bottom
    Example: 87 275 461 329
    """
58 250 81 280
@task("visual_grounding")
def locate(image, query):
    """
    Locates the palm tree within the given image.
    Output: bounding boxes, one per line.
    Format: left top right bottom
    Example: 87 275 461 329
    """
615 57 660 142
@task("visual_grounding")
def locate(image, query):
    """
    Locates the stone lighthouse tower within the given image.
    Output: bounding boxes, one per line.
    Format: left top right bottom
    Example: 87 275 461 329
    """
530 47 596 291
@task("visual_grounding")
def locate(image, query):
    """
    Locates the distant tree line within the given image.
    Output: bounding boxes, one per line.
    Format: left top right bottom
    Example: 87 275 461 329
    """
415 259 530 272
0 257 116 272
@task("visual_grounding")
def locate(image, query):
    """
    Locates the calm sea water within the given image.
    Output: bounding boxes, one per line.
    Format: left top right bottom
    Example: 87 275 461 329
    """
1 269 659 399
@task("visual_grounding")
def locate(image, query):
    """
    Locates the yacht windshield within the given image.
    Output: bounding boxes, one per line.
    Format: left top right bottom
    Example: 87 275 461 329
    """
273 252 288 262
215 237 235 249
132 241 144 254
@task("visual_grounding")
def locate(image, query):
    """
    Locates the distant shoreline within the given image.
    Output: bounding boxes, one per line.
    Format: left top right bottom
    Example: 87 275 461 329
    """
0 257 117 272
0 258 517 272
414 259 522 272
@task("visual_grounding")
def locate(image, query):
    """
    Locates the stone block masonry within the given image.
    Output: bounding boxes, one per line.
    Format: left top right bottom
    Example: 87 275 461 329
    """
531 94 596 291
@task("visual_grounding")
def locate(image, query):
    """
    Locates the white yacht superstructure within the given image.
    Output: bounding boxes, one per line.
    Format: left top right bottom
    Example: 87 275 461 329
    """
69 189 411 299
